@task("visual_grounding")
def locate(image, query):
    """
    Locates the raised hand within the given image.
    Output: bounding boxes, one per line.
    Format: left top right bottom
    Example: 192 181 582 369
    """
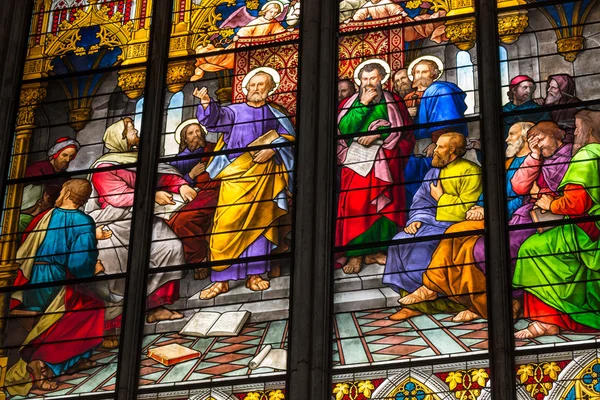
423 143 436 158
528 133 541 159
404 221 422 235
189 161 207 180
96 225 113 240
430 179 444 201
360 86 378 106
193 87 211 109
408 107 418 117
155 191 175 205
180 185 198 202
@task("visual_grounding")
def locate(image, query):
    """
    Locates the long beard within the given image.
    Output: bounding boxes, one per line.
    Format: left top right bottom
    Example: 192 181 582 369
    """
545 92 562 105
431 152 451 168
505 136 525 158
359 84 383 104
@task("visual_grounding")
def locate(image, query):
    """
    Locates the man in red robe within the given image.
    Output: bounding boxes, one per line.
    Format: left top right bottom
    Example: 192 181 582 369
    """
336 61 414 273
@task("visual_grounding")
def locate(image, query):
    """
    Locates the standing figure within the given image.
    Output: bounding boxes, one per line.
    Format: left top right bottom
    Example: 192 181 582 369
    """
194 67 295 299
403 56 468 200
336 60 414 274
6 179 110 396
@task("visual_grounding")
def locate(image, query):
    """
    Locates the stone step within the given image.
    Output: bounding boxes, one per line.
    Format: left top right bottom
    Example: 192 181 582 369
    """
333 263 387 293
333 287 400 314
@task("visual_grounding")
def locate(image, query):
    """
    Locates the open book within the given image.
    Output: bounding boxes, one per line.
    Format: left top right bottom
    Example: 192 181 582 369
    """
248 129 280 156
179 311 250 337
147 343 200 366
530 207 564 233
248 345 287 370
154 192 193 221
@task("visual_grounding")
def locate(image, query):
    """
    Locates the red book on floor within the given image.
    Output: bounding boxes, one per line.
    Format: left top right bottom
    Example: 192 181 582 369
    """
147 343 201 366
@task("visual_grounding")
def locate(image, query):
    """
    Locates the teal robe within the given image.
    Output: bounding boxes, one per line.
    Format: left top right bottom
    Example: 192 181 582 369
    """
513 143 600 329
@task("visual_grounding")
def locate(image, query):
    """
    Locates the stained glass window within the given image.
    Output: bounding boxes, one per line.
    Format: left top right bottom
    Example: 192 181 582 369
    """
1 0 600 400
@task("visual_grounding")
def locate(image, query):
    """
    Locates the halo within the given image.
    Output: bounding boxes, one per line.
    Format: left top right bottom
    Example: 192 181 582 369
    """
174 118 206 144
407 55 444 82
262 0 286 16
353 59 391 86
241 67 281 96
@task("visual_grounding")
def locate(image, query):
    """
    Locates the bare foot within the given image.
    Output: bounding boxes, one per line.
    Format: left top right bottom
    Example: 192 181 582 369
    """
515 321 560 339
169 310 184 320
27 360 57 391
390 308 422 321
194 268 210 280
246 275 270 291
364 252 387 265
146 306 180 323
66 358 97 375
398 286 437 305
451 310 481 323
102 335 119 349
200 282 229 299
342 256 362 274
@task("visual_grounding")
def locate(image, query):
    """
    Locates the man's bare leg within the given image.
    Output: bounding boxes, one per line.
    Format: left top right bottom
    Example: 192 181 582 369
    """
515 321 559 339
200 282 229 299
342 256 362 274
102 328 119 349
146 306 184 323
27 360 57 391
398 286 437 305
452 310 481 323
364 252 387 265
389 308 422 321
194 268 210 280
246 275 270 291
512 299 522 320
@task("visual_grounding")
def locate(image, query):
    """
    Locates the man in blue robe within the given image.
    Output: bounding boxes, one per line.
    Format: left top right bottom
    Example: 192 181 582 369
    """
7 179 111 395
403 58 469 201
502 75 551 135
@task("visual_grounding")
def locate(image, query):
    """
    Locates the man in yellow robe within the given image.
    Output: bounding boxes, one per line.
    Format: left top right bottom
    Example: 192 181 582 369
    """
383 132 482 320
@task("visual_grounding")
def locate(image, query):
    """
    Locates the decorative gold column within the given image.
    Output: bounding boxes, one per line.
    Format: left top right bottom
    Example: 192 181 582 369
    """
497 0 528 45
431 0 476 50
118 0 153 98
0 84 46 399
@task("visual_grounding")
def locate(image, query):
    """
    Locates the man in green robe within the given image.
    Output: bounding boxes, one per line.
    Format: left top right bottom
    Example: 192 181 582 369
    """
513 110 600 339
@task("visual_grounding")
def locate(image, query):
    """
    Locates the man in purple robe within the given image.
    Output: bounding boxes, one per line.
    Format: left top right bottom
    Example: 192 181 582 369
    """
193 68 295 299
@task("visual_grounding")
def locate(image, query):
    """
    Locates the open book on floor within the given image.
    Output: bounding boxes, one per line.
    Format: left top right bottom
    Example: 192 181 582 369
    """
179 310 250 337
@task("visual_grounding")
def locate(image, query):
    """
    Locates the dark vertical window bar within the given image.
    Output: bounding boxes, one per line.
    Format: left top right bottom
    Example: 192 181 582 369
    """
114 1 174 399
0 0 35 359
476 0 517 399
287 0 338 398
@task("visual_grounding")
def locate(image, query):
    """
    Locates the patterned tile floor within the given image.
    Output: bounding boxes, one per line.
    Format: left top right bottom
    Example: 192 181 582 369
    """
332 308 600 368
